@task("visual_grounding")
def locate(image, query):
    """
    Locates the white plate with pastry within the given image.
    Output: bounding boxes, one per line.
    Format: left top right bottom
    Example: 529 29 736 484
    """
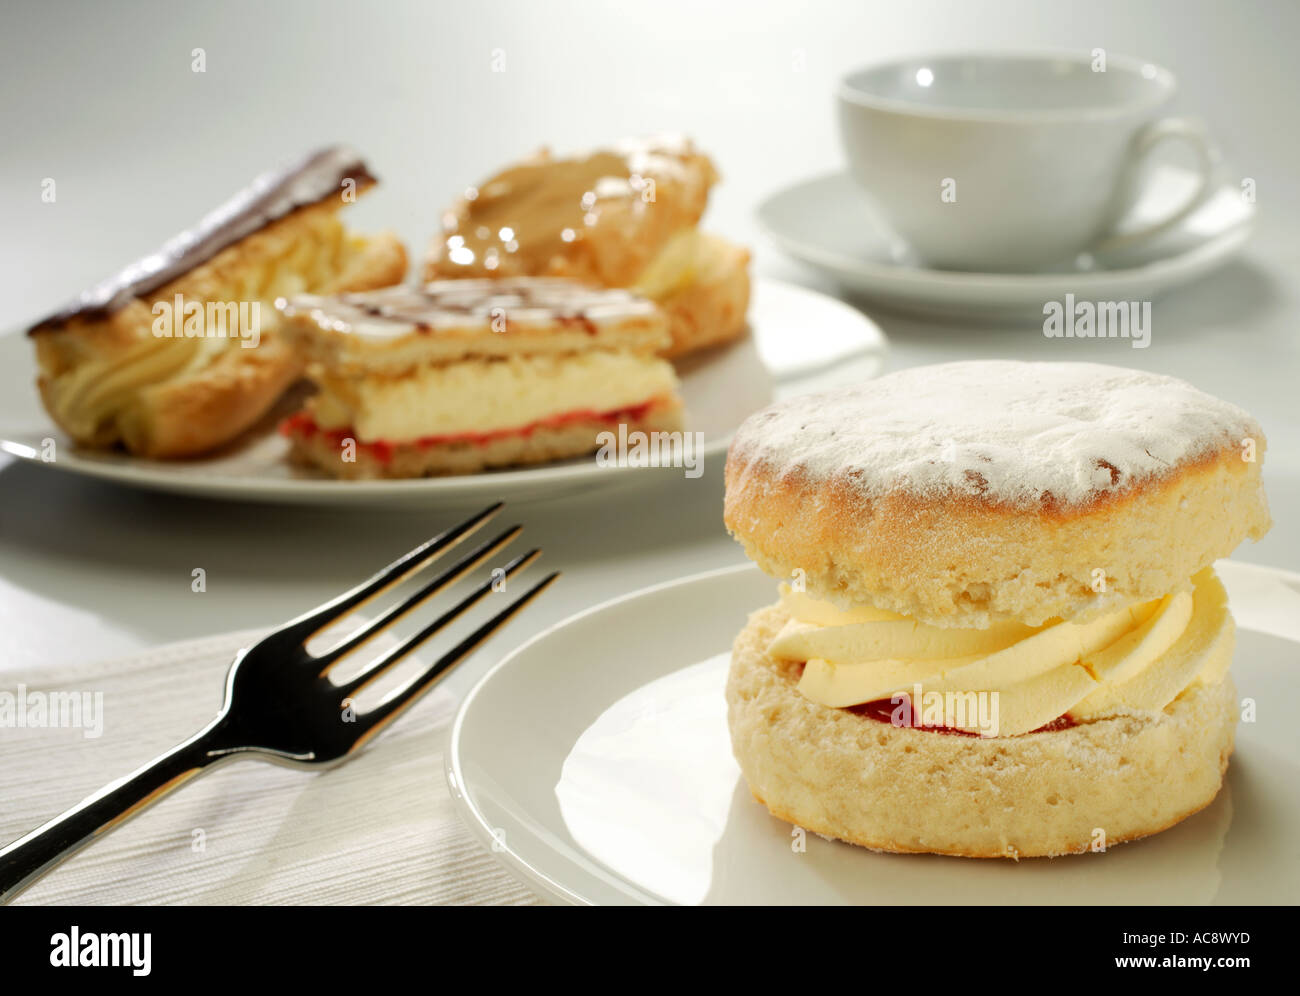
448 557 1299 905
0 139 886 506
449 360 1296 904
0 278 885 505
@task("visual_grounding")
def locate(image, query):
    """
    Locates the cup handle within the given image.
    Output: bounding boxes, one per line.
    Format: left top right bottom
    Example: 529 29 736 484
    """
1091 117 1219 253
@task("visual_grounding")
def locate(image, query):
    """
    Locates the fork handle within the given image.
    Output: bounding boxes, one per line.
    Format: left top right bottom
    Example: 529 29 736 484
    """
0 721 227 904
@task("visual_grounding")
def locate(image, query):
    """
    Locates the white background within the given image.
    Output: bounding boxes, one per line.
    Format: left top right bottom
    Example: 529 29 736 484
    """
1 0 1297 675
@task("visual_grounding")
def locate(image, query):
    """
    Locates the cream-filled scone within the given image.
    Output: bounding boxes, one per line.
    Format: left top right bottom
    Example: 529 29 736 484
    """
422 136 750 359
27 146 407 458
277 277 684 479
723 360 1271 858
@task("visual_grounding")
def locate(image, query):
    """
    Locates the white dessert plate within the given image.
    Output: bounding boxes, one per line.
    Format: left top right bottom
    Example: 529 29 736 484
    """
448 559 1300 905
757 166 1255 322
0 279 885 506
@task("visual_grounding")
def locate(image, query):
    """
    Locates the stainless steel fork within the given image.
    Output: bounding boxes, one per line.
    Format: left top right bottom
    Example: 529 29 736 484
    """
0 502 557 904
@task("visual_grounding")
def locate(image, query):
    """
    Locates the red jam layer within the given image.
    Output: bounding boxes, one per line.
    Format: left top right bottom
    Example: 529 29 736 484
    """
849 695 1077 738
281 399 661 465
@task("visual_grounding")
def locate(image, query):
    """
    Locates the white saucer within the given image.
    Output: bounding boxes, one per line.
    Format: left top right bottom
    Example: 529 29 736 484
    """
0 279 885 507
758 166 1255 322
448 559 1300 905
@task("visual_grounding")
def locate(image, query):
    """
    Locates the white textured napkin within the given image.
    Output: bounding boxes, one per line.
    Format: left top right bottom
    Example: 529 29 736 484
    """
0 629 537 905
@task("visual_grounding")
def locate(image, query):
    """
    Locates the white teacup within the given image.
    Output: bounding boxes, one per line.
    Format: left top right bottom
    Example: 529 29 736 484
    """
837 51 1218 272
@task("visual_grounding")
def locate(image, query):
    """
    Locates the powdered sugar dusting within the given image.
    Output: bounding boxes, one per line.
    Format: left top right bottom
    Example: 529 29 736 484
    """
733 362 1260 507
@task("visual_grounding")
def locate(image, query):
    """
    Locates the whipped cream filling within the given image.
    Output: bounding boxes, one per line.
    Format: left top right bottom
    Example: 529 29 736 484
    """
310 351 679 443
767 568 1232 737
44 336 219 439
632 228 701 300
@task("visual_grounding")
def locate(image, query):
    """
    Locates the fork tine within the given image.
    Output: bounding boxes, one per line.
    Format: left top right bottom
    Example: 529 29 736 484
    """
349 571 560 748
338 548 541 698
315 525 522 672
282 502 503 641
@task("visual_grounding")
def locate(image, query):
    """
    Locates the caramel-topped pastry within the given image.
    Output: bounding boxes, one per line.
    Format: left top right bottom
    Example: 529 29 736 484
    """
27 146 407 458
425 137 715 286
277 277 683 479
423 136 749 359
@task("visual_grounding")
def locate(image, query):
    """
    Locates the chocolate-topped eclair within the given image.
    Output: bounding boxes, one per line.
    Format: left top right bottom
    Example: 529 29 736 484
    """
29 145 407 458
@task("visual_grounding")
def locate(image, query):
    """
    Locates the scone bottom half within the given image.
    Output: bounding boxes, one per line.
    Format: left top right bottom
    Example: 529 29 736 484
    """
721 361 1270 857
726 601 1237 859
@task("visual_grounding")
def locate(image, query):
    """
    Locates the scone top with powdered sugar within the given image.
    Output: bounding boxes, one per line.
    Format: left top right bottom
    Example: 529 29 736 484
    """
729 361 1263 509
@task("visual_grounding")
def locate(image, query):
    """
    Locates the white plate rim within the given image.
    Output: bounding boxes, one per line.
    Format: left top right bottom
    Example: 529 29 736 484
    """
446 562 752 905
0 424 734 500
447 558 1300 906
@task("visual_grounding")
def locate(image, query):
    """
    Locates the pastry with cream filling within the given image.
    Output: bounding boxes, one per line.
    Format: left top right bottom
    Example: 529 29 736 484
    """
723 360 1271 858
27 146 407 458
422 136 749 359
277 277 684 479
